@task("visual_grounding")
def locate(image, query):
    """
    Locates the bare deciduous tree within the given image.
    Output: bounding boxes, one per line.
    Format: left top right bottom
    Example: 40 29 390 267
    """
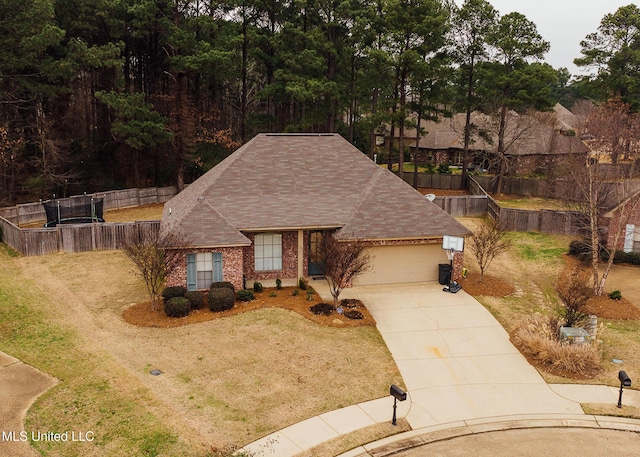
319 232 371 305
568 98 640 295
123 228 188 311
467 219 510 281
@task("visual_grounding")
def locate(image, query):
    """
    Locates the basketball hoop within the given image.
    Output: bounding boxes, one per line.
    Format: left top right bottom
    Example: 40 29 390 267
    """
445 248 455 261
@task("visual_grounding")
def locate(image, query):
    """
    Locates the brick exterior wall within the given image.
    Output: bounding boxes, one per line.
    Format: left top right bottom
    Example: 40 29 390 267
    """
166 246 244 290
606 197 640 252
242 231 301 282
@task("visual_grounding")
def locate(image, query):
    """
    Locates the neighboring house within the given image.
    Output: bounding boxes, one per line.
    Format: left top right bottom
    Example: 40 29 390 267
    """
603 186 640 254
378 104 589 176
161 133 470 291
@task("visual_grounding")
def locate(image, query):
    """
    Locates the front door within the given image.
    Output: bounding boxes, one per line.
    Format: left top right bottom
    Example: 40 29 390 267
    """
308 231 323 276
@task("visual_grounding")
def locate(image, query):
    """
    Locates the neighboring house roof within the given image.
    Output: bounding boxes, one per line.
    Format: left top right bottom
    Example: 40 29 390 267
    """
162 133 469 246
384 104 588 156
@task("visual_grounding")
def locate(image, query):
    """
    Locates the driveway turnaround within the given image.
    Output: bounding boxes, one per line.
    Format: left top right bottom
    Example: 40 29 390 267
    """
0 351 58 457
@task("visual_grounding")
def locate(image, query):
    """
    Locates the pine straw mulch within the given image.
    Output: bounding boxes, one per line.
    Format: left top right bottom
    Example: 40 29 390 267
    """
563 255 640 320
123 286 376 329
457 274 516 297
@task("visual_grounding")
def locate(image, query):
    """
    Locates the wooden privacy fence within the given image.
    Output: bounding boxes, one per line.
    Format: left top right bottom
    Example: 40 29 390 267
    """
0 186 176 227
432 195 487 217
1 220 161 257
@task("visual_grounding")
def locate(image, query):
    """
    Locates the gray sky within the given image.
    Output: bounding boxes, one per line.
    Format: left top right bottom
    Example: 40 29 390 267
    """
463 0 633 76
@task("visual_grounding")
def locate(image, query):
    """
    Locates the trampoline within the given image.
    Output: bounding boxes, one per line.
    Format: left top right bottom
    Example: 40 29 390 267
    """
43 195 105 227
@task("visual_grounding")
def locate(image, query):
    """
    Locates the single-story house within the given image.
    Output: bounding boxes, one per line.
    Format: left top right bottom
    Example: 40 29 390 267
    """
378 104 589 176
161 133 470 291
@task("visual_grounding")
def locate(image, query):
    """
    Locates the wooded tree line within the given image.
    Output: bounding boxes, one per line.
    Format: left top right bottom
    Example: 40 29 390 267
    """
0 0 638 205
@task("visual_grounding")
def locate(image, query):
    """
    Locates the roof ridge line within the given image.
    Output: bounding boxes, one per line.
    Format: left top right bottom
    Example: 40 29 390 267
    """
337 169 385 238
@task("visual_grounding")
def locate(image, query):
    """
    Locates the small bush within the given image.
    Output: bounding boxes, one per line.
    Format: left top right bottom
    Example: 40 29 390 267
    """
185 291 204 310
237 289 255 302
276 278 282 290
340 298 363 308
310 303 335 316
299 277 308 290
253 281 263 292
210 281 235 293
208 288 235 312
613 251 640 266
292 289 299 296
164 297 191 318
269 291 277 297
306 289 314 301
437 163 450 174
344 310 364 320
161 286 186 302
609 290 623 300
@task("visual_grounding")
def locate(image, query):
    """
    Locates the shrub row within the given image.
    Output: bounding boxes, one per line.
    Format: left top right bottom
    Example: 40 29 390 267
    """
569 239 640 266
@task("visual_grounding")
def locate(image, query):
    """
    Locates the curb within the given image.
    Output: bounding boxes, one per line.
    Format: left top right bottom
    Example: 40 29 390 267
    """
337 414 640 457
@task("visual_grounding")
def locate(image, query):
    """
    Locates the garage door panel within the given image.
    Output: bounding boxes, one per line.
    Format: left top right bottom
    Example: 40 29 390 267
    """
355 244 449 286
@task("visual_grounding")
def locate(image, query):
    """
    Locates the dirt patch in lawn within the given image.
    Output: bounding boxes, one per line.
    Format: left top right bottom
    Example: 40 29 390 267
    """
123 287 376 328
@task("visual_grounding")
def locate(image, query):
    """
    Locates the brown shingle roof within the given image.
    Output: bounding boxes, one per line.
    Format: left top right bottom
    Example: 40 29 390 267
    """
162 133 469 246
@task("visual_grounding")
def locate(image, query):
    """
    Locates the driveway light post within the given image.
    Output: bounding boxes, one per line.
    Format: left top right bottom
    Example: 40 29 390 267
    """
390 385 407 425
618 371 632 408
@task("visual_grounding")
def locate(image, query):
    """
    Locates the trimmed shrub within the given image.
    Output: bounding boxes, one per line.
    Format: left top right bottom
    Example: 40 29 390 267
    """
209 288 235 312
613 251 640 266
298 277 308 290
253 281 263 292
609 290 623 300
210 281 235 293
161 286 186 302
185 291 204 310
292 289 299 296
164 297 191 318
276 278 282 290
340 298 363 308
237 289 255 302
310 303 334 316
344 310 364 320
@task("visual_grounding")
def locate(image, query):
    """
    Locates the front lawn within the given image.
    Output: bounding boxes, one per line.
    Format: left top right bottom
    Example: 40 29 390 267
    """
0 248 401 455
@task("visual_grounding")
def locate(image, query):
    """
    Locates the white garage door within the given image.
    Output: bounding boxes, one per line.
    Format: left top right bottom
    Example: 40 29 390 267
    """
354 244 449 286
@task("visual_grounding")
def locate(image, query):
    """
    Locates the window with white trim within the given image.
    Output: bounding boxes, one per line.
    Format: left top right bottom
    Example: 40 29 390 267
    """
254 233 282 271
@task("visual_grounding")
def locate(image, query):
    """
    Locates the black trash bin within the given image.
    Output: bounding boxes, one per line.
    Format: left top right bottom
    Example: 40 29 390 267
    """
438 263 452 285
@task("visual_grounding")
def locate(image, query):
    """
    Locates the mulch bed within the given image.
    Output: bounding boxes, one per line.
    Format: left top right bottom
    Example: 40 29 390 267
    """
458 274 516 297
123 286 376 328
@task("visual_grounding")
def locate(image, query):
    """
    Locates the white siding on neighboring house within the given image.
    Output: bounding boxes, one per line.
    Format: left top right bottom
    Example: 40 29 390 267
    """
624 224 640 253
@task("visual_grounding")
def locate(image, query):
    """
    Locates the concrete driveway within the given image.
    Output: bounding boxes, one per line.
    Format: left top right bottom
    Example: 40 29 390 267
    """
344 282 583 429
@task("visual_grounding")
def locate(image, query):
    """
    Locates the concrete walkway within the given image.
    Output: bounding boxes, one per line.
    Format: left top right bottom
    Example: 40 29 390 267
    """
0 352 58 457
242 281 640 456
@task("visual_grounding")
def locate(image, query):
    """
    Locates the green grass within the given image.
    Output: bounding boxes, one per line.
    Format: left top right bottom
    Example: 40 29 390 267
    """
0 249 196 456
507 232 569 262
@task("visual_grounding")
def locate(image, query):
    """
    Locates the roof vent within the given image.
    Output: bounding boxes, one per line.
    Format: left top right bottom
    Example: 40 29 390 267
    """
197 196 205 202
